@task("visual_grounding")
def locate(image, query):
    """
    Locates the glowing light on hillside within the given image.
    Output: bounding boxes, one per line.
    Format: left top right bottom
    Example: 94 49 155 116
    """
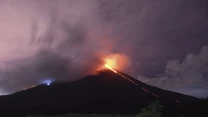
41 79 54 86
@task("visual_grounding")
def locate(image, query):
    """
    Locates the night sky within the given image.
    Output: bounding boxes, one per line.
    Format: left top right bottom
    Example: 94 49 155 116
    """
0 0 208 98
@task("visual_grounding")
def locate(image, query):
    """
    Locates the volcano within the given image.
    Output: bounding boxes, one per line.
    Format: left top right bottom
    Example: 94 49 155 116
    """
0 70 199 116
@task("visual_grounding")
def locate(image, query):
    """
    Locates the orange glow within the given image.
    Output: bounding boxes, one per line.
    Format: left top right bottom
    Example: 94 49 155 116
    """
105 58 117 70
97 54 129 71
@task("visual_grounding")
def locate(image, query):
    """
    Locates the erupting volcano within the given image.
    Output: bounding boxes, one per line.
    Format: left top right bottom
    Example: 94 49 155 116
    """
0 55 199 116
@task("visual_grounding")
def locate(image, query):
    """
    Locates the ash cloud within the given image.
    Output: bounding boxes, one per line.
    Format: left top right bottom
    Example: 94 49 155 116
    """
0 0 106 94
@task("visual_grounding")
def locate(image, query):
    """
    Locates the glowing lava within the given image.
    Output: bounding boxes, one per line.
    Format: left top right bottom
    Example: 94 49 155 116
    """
97 54 129 72
100 54 153 96
105 64 117 73
102 54 139 86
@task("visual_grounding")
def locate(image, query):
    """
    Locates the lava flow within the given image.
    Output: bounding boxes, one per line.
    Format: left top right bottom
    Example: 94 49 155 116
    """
102 54 163 98
98 54 180 103
104 60 139 87
101 54 149 92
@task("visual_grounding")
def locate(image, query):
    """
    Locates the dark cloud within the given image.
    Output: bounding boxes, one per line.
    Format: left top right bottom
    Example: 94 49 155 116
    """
57 22 87 51
139 46 208 98
0 50 68 93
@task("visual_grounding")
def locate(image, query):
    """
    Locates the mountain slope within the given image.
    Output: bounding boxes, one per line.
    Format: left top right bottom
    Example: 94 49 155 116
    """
0 70 199 116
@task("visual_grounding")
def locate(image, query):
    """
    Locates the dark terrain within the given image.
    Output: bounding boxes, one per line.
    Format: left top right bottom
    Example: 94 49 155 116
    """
0 70 204 116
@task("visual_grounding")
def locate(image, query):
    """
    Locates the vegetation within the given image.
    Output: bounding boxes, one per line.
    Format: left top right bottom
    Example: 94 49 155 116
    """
25 101 164 117
26 113 133 117
136 101 164 117
5 100 208 117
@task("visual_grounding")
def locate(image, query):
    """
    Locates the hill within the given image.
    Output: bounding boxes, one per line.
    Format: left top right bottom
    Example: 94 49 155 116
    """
0 70 199 116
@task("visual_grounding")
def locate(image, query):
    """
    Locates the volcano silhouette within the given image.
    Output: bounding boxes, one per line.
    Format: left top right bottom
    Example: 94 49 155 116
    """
0 70 199 116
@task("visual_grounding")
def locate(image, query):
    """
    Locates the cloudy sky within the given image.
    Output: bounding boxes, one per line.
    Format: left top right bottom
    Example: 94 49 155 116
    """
0 0 208 98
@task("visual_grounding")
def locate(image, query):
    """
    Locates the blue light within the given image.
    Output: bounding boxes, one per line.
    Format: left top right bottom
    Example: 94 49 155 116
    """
41 79 54 86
